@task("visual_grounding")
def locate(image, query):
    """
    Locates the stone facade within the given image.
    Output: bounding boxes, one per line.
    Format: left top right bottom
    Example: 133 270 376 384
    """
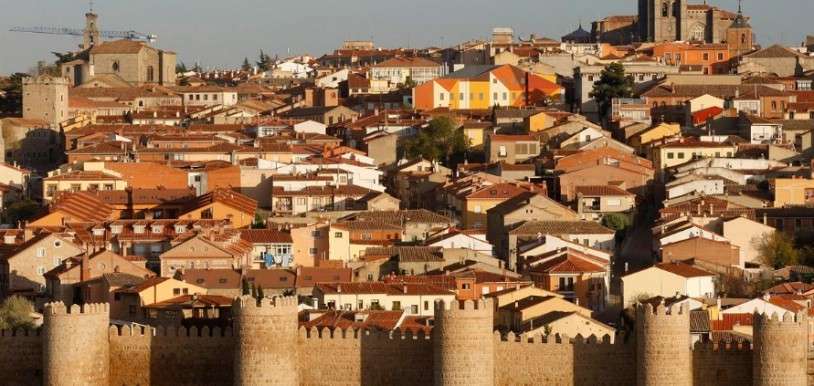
0 301 809 385
22 75 69 127
637 0 741 43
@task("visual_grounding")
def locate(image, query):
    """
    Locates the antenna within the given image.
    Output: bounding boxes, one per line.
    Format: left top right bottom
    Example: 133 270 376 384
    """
89 0 94 13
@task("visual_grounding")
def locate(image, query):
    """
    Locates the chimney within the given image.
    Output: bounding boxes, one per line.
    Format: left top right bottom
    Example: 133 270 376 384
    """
403 285 408 294
80 251 91 282
337 284 342 293
23 225 33 242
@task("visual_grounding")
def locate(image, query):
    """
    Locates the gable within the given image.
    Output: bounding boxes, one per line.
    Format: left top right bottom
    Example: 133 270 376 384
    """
160 237 232 259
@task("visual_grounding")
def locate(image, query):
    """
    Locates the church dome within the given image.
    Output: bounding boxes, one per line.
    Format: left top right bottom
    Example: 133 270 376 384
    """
562 24 592 43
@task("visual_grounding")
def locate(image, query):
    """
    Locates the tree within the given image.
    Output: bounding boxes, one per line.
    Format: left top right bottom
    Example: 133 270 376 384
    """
758 231 799 269
403 116 468 165
4 199 41 225
241 57 252 72
0 296 34 331
251 213 265 229
241 278 250 296
601 213 631 232
256 285 265 300
176 62 188 74
0 72 27 115
589 62 634 120
256 50 273 72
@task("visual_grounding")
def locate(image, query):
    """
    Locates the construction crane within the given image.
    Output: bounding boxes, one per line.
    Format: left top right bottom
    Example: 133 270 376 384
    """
9 26 157 43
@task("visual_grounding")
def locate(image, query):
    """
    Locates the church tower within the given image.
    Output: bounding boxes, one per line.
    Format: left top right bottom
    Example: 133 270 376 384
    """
82 11 100 49
640 0 686 42
726 0 753 58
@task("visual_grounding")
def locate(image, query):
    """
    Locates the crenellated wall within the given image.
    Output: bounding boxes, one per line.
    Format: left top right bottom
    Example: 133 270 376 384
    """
0 300 809 386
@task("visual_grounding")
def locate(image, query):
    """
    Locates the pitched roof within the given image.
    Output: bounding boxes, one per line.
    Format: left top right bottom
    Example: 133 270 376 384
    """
143 294 233 309
239 229 292 244
655 262 714 278
315 282 453 296
372 56 440 68
49 192 114 222
467 183 529 200
295 267 353 288
746 44 802 59
90 40 148 55
575 185 634 197
529 254 606 274
509 221 615 235
184 188 257 215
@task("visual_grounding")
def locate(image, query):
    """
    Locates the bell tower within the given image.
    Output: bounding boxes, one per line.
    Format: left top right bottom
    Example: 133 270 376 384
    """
82 2 100 50
727 0 753 58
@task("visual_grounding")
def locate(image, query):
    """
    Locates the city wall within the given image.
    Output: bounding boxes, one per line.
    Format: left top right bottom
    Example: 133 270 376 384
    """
0 299 807 386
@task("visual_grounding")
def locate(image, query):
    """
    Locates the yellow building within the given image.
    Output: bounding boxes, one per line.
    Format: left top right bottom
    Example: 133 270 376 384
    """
127 277 206 306
630 123 681 150
772 178 814 207
463 183 529 229
179 188 258 228
652 139 738 170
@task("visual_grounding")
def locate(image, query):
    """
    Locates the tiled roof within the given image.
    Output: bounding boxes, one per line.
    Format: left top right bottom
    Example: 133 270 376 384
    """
656 262 714 278
182 269 241 289
529 254 606 274
246 269 296 289
143 294 233 309
316 282 453 296
689 309 711 332
295 267 353 288
364 246 444 262
344 209 453 225
372 56 441 68
45 170 120 181
89 188 195 205
509 220 614 235
575 185 634 197
184 188 257 215
240 229 292 243
467 183 529 200
50 192 114 222
711 313 753 331
90 40 147 54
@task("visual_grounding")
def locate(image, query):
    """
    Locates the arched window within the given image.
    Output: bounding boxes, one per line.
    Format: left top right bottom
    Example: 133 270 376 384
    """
741 33 747 44
691 25 704 42
662 1 669 17
112 61 120 72
146 66 155 82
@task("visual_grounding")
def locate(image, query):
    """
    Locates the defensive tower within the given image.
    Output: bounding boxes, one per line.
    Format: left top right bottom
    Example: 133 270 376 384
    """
636 303 691 386
752 311 808 386
232 295 299 386
433 299 495 386
43 302 110 386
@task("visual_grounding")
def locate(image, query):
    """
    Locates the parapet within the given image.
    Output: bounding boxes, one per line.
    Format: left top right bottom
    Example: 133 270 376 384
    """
22 75 69 85
753 311 806 327
635 302 689 320
108 324 233 338
232 295 297 316
434 299 493 317
43 302 109 316
298 326 431 341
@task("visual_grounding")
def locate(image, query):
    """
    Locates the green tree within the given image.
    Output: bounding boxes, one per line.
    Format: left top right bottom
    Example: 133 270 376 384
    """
176 62 188 74
758 231 799 269
241 278 250 296
251 213 265 229
403 116 468 165
601 213 631 231
0 296 34 331
241 57 252 72
0 72 27 115
256 285 265 300
589 62 634 119
256 50 273 72
4 199 41 225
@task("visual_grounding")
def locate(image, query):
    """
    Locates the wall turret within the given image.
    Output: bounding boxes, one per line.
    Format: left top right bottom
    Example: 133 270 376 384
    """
432 299 494 386
232 295 298 386
43 302 109 386
752 311 807 386
636 303 691 386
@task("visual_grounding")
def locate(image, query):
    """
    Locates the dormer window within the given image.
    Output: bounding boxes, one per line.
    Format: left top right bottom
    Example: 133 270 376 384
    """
110 225 123 234
92 228 105 237
175 225 187 234
3 235 14 244
133 225 146 234
151 225 164 234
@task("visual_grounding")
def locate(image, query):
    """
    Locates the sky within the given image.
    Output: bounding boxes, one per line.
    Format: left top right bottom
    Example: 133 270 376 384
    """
0 0 812 74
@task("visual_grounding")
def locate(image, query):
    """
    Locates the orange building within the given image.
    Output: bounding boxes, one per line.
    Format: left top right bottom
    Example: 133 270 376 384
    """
651 42 731 74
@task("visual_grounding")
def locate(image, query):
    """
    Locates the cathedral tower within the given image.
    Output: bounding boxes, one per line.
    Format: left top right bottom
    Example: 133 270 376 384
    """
727 0 753 58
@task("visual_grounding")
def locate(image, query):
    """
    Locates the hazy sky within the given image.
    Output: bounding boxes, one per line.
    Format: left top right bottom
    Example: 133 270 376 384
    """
0 0 812 74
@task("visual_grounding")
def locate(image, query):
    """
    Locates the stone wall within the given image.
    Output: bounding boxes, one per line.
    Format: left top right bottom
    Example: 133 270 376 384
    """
0 300 810 385
0 329 42 386
297 327 433 386
494 333 636 386
108 325 234 386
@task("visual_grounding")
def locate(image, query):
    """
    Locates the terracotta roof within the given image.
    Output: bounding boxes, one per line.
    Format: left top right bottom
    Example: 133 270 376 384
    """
575 185 634 197
316 282 453 296
372 56 441 68
45 170 120 181
711 313 753 331
656 262 714 278
49 192 114 222
295 267 353 288
764 282 814 295
181 269 241 289
363 246 444 263
529 254 606 274
184 188 257 215
344 209 453 226
246 269 296 289
509 221 615 235
467 183 529 200
692 106 724 125
143 294 233 309
88 188 195 205
90 40 148 54
240 229 292 243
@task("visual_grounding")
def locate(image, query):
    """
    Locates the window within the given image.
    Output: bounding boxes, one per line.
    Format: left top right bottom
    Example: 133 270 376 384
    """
173 288 181 295
661 1 669 17
358 300 364 310
502 92 507 101
667 152 674 159
498 145 507 157
462 283 471 290
424 301 429 311
558 277 575 291
411 305 419 314
112 61 120 72
677 152 685 159
309 248 317 256
459 93 464 101
334 232 343 238
36 248 46 257
146 66 155 82
103 184 114 191
771 101 778 111
717 53 724 61
392 301 401 311
439 93 445 101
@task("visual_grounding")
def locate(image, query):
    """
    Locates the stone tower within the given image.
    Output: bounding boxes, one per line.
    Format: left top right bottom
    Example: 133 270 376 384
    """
22 75 69 128
42 302 110 386
82 11 101 50
432 299 494 386
726 0 753 58
752 311 808 386
232 295 299 386
635 303 691 386
639 0 687 42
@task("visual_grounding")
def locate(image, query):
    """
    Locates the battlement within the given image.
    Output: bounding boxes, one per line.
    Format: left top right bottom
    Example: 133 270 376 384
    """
232 295 298 315
753 311 806 326
43 302 109 316
434 298 492 316
636 302 689 319
691 340 752 352
298 326 432 341
22 74 70 85
108 324 234 338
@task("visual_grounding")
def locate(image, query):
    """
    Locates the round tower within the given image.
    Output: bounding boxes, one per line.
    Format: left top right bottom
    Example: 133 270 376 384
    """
232 295 299 386
635 303 691 386
432 299 494 386
752 311 807 386
43 302 110 386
